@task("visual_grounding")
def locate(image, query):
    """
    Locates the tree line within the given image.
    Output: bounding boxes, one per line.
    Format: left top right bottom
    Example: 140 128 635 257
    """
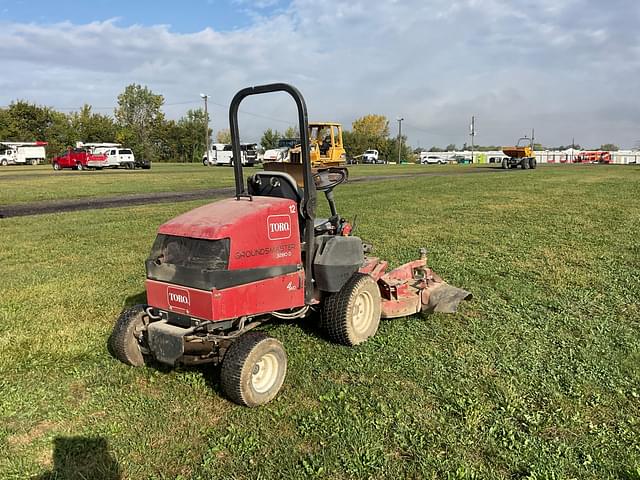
4 82 618 163
0 84 416 163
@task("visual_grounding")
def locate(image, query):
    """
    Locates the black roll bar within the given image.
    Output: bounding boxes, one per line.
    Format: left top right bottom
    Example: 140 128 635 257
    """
228 83 317 304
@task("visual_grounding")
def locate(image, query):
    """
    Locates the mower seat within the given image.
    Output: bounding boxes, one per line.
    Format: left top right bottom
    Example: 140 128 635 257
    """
247 172 333 237
247 171 302 205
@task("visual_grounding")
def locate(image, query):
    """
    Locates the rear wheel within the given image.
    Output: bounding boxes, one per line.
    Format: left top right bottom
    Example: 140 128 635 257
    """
109 305 150 367
221 331 287 407
529 157 537 169
501 158 508 169
321 273 381 346
53 162 61 171
76 163 84 171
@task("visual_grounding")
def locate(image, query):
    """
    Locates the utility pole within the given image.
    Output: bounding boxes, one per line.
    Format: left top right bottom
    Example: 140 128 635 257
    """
200 93 210 165
397 117 404 164
470 116 476 164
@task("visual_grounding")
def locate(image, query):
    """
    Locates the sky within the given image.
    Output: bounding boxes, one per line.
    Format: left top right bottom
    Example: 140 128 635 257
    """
0 0 639 148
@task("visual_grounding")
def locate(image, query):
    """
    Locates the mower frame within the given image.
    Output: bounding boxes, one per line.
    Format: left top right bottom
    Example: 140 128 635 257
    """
229 84 317 304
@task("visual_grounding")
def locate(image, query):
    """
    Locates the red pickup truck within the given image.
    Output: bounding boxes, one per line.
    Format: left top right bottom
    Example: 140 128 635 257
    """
52 148 108 171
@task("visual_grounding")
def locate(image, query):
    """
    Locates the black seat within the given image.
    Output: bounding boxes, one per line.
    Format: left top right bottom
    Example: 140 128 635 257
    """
247 171 302 204
248 171 334 237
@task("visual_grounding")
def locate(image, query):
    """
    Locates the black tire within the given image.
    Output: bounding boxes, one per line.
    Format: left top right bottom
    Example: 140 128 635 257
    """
221 331 287 407
321 273 381 346
76 163 84 171
501 158 508 169
109 305 150 367
126 162 134 170
53 162 61 171
1 159 8 167
520 158 529 170
529 157 537 169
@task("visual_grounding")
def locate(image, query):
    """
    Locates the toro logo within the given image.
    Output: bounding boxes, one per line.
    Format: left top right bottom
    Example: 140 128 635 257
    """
267 214 292 240
167 287 190 311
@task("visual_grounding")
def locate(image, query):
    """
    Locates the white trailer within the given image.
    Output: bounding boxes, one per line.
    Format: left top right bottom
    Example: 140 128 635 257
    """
0 142 48 166
77 142 136 168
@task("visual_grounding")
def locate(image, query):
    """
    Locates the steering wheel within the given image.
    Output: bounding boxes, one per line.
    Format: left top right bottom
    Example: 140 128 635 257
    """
313 168 347 191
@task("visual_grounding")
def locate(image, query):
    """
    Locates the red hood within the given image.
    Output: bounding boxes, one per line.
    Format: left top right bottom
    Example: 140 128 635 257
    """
158 196 301 270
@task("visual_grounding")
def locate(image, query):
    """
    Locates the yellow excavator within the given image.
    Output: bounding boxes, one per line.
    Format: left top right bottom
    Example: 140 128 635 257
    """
263 122 348 185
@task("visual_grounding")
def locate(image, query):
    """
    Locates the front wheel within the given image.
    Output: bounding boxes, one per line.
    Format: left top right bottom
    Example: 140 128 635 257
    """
520 158 529 170
1 159 8 166
76 163 84 171
321 273 381 346
53 162 61 171
109 305 150 367
501 158 508 169
221 331 287 407
529 157 537 169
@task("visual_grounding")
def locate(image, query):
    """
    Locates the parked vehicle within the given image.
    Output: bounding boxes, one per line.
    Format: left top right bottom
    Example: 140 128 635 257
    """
52 148 108 171
203 143 234 166
240 143 259 166
262 138 300 163
79 143 148 169
419 153 447 164
362 149 383 164
501 133 537 169
573 151 612 164
204 143 260 166
449 155 472 164
0 142 47 166
109 82 471 407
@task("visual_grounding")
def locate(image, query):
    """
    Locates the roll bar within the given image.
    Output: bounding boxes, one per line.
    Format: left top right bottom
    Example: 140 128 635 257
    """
228 83 317 304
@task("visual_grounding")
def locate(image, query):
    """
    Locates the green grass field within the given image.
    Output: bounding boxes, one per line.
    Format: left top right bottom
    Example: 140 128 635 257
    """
1 165 639 479
0 162 486 206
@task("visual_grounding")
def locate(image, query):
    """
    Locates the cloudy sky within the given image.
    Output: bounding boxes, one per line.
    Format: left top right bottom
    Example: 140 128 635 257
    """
0 0 639 148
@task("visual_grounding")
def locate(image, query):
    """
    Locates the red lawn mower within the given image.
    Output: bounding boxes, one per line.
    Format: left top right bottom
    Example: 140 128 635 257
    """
110 83 471 407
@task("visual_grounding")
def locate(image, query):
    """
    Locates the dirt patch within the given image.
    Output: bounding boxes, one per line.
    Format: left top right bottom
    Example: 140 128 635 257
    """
7 420 58 448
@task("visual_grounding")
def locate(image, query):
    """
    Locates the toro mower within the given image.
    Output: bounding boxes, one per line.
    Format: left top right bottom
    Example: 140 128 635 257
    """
110 83 471 407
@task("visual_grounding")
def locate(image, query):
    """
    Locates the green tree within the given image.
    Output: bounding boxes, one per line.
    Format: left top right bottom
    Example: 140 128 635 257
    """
283 126 299 139
114 84 165 160
0 101 73 159
342 114 391 159
352 114 389 139
261 128 281 149
600 143 619 151
445 144 457 151
216 128 231 144
382 136 413 163
172 109 210 162
69 105 117 144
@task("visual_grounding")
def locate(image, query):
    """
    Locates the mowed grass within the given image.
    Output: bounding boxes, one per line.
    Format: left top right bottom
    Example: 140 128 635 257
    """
1 165 639 479
0 162 487 206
